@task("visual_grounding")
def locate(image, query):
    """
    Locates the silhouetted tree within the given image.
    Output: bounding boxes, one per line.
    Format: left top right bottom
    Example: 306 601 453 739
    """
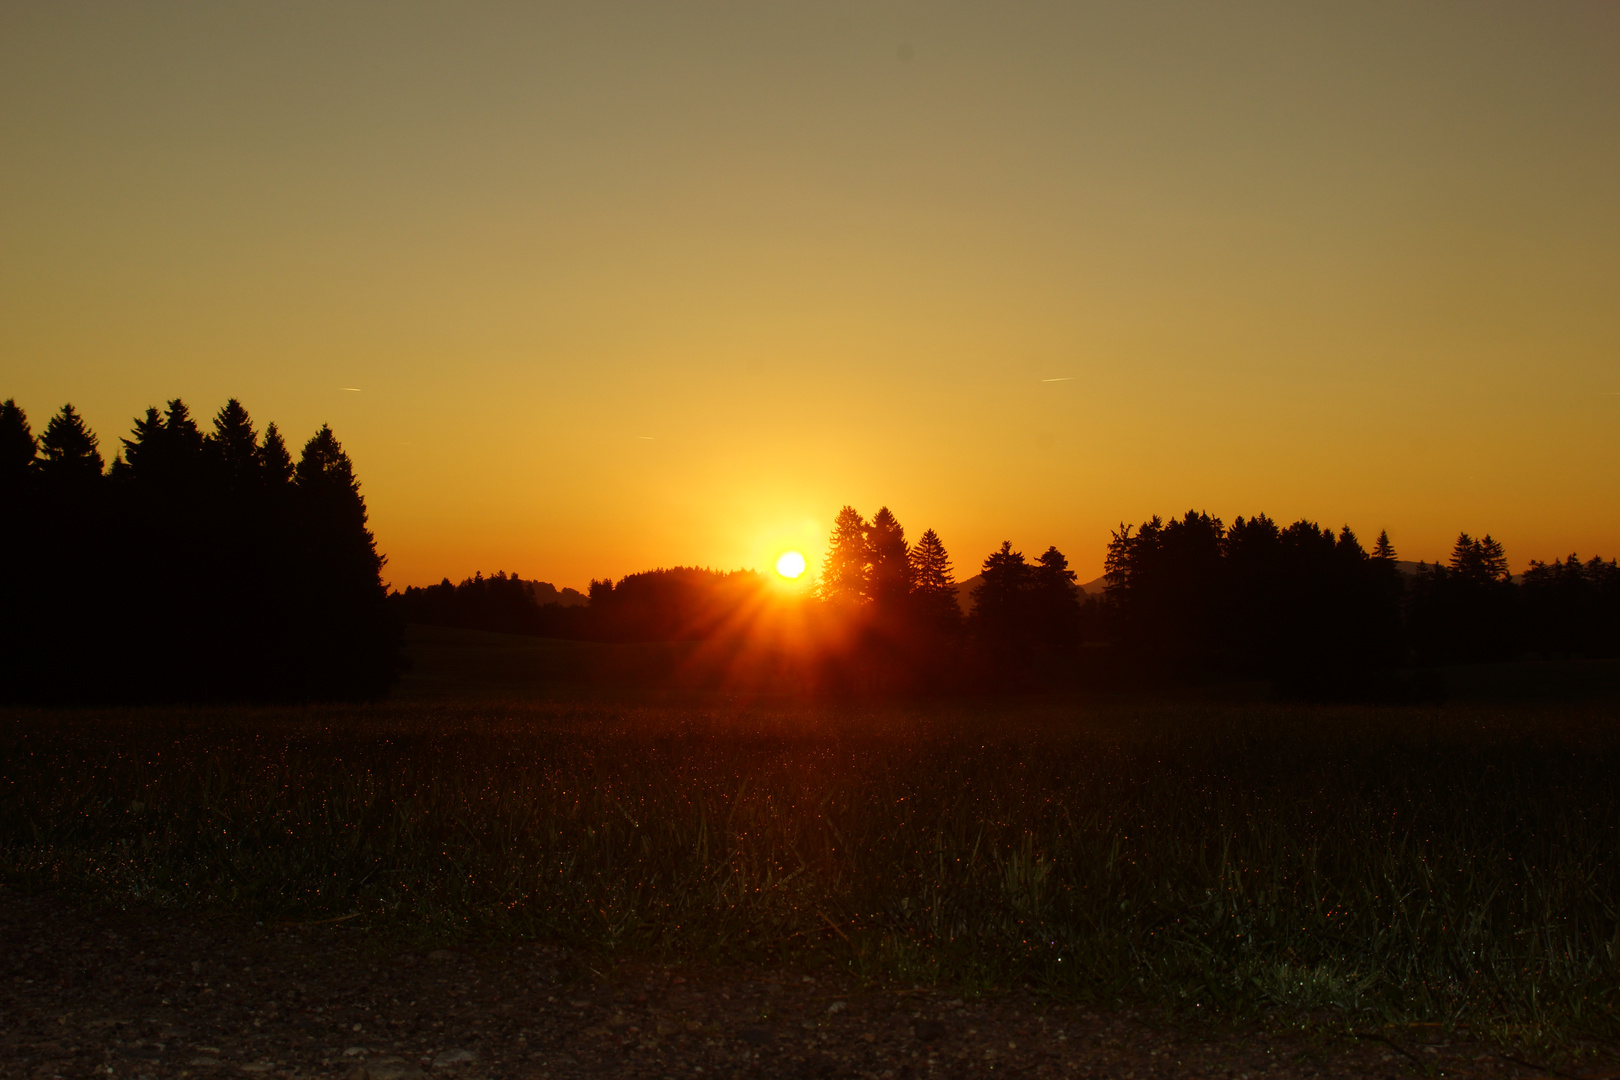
260 422 295 486
1031 545 1082 661
286 425 399 698
1406 532 1520 665
38 404 104 485
4 395 404 704
867 507 912 612
971 541 1035 681
207 398 261 490
0 399 36 495
1520 553 1620 658
0 401 40 694
908 528 961 634
1104 512 1228 674
391 571 591 638
820 506 870 607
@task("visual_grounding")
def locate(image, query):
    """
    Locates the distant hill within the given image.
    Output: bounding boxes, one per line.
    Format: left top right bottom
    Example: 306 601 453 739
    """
521 579 588 607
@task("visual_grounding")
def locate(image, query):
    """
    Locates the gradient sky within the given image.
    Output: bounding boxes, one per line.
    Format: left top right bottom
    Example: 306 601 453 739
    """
3 2 1617 590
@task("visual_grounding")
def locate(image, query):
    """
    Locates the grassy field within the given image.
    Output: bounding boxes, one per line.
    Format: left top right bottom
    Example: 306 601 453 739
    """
3 628 1619 1039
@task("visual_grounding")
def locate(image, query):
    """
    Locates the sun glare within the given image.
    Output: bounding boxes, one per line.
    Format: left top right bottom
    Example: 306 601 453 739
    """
775 551 807 579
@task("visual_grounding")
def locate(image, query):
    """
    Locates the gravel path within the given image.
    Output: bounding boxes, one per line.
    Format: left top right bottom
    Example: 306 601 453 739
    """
3 892 1613 1079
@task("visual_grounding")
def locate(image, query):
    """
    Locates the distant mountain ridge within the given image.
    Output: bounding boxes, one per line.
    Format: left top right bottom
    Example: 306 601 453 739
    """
522 579 589 607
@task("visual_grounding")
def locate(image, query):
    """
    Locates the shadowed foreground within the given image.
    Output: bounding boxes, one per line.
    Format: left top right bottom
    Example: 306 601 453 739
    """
4 686 1619 1045
5 892 1617 1079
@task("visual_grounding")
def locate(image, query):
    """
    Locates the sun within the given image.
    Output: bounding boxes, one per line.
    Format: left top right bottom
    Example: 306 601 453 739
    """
774 550 807 579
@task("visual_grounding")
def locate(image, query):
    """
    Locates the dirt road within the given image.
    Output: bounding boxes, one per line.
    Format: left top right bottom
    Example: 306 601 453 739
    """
2 892 1610 1079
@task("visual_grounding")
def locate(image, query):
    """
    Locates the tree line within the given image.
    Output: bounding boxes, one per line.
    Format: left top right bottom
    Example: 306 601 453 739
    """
400 505 1619 696
7 388 1613 704
1 398 399 703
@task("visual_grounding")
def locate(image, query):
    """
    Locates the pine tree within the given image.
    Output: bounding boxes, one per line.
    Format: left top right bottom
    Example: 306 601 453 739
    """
163 399 204 455
1371 529 1397 562
1479 535 1509 582
297 425 370 531
908 528 960 633
0 400 37 491
819 506 870 605
37 404 104 482
1033 545 1081 655
972 542 1032 621
260 423 295 486
120 407 166 474
909 529 955 596
867 506 912 609
291 425 396 697
207 399 260 488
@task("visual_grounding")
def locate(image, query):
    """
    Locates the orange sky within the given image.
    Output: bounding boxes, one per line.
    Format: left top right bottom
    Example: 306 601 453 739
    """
3 2 1617 590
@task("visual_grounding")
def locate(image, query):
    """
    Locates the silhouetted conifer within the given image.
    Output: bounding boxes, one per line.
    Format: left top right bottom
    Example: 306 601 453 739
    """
908 528 960 633
259 422 295 486
1032 545 1082 661
0 400 36 492
38 404 104 483
971 541 1035 681
820 506 870 606
207 399 261 489
867 507 912 611
0 401 40 697
289 425 399 698
3 396 402 704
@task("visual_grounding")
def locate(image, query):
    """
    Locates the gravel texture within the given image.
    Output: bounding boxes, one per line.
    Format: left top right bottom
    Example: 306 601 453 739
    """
3 891 1615 1079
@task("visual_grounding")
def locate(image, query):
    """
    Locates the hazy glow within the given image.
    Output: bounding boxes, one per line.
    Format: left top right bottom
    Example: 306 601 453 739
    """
2 3 1616 588
775 551 808 580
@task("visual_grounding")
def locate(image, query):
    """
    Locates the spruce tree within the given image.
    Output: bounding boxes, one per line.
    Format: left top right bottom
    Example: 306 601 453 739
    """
1371 529 1397 562
207 399 260 488
259 423 295 486
0 400 37 487
120 407 166 475
1033 545 1082 657
37 404 104 482
867 506 912 609
819 505 870 606
291 425 397 698
908 528 961 634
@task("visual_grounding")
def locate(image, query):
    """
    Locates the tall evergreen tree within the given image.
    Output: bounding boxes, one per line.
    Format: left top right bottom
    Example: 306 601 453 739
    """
1032 545 1081 654
0 399 37 489
207 398 260 488
259 422 295 486
866 506 912 610
908 528 960 631
37 404 104 482
120 406 167 474
1371 529 1397 562
290 425 398 698
820 505 870 606
969 542 1038 682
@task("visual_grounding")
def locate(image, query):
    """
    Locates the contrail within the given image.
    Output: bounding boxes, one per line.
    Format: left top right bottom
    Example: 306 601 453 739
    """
1040 377 1074 383
340 387 361 392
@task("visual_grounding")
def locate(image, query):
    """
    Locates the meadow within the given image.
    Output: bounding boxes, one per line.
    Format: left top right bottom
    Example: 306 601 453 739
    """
2 629 1618 1041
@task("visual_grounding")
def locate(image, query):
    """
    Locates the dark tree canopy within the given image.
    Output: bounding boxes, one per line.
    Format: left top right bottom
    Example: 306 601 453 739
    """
0 396 401 704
